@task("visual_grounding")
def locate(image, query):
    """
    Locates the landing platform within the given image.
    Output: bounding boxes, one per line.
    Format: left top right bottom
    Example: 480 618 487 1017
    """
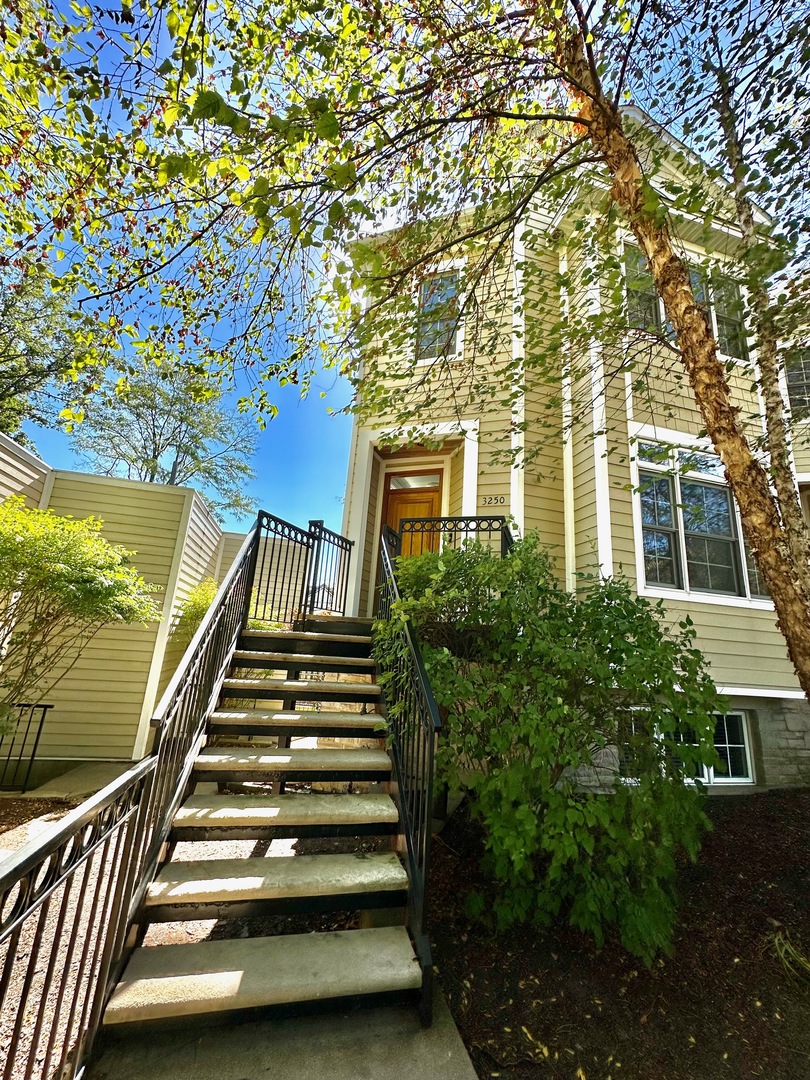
87 990 477 1080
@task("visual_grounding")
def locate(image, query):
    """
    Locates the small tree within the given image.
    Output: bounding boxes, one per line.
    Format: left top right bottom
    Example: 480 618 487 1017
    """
0 267 106 446
71 365 257 521
376 536 724 962
0 496 163 732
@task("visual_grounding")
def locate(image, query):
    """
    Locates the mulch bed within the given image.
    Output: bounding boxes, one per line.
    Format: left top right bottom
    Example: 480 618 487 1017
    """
430 789 810 1080
0 797 75 837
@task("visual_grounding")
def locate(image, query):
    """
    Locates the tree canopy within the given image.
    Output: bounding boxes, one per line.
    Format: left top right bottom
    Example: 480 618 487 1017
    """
71 364 258 520
5 0 810 695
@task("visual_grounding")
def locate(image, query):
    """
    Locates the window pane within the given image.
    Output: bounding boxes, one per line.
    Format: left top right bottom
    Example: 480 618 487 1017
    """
681 480 734 536
712 713 750 781
638 442 672 466
625 246 662 331
416 273 459 360
684 535 738 593
643 529 679 586
713 276 748 360
678 449 724 479
744 541 769 597
786 349 810 417
688 265 709 307
640 472 674 527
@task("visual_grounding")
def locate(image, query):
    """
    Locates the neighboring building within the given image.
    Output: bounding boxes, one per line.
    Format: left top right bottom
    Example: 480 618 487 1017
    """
341 116 810 791
0 431 247 784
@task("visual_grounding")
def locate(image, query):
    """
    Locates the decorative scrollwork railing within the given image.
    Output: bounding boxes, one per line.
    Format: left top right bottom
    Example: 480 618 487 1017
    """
0 510 353 1080
375 524 442 1024
398 514 514 558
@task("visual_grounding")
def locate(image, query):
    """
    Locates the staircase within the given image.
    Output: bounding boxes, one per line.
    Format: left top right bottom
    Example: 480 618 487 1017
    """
102 615 427 1030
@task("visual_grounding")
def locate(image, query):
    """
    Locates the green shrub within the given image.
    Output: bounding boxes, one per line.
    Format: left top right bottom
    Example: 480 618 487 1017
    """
172 577 219 647
376 534 724 962
0 495 162 732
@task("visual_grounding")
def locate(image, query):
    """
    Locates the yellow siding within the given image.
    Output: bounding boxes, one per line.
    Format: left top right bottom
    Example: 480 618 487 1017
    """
0 433 51 507
358 452 382 617
37 473 187 760
448 445 463 516
523 244 565 559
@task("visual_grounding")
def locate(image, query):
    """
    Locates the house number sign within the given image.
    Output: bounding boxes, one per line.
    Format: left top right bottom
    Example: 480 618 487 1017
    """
480 496 506 505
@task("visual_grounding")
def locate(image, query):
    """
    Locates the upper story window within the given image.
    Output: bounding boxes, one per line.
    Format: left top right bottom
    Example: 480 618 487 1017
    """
786 348 810 418
637 441 768 600
624 245 748 360
416 272 460 362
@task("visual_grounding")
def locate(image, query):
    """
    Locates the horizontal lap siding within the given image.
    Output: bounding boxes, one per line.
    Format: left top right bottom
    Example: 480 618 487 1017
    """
604 366 636 580
0 434 51 507
657 601 798 690
37 473 187 760
157 495 223 700
523 245 564 562
218 532 247 580
358 452 381 617
448 445 463 515
474 255 514 513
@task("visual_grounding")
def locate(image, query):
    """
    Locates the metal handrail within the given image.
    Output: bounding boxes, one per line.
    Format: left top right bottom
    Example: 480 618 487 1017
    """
375 523 442 1024
0 509 353 1080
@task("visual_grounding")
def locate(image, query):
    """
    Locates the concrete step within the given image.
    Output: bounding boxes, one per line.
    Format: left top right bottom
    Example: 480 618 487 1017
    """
192 746 392 783
239 629 372 659
220 677 381 705
298 615 375 638
232 650 376 676
208 709 386 739
104 926 422 1026
171 792 399 841
144 852 409 921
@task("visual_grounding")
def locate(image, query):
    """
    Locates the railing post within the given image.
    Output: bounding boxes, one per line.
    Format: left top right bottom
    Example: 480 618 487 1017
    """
240 514 263 629
305 520 324 616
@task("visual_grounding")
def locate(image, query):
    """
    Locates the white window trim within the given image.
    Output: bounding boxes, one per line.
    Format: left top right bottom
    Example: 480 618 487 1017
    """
619 234 752 366
620 710 755 787
700 711 755 786
414 259 466 368
628 422 774 610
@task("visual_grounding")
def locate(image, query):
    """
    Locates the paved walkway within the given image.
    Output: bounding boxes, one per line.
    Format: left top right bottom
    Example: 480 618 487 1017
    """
88 992 477 1080
19 761 132 799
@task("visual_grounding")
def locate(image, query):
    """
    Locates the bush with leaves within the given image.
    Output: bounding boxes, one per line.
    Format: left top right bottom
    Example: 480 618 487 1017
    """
0 496 163 732
375 534 724 962
171 577 219 648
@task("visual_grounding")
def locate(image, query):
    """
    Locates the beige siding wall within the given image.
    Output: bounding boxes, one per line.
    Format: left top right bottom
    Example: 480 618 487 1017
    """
0 433 51 507
523 244 565 562
37 472 188 761
156 495 222 700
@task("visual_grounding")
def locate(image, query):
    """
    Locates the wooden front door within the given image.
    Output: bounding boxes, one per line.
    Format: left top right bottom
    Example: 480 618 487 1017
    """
384 471 443 556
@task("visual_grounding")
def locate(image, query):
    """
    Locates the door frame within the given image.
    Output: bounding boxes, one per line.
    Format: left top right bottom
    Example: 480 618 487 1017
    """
365 455 452 616
343 420 480 617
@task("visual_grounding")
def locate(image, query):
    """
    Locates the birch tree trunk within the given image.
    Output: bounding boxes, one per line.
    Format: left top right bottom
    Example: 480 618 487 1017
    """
563 30 810 701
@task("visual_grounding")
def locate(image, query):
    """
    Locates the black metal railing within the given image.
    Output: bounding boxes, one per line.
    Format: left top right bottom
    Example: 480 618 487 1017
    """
375 524 441 1024
0 704 53 792
0 510 353 1079
249 513 353 625
398 515 514 558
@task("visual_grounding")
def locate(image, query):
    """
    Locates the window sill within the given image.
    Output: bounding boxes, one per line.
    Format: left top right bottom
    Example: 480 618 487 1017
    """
415 353 462 368
638 586 774 611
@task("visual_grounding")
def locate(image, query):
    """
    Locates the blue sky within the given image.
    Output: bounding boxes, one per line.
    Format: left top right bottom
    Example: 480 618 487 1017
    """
26 372 354 535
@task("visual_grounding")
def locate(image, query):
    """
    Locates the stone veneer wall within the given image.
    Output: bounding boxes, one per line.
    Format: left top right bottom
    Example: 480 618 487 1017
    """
740 698 810 788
